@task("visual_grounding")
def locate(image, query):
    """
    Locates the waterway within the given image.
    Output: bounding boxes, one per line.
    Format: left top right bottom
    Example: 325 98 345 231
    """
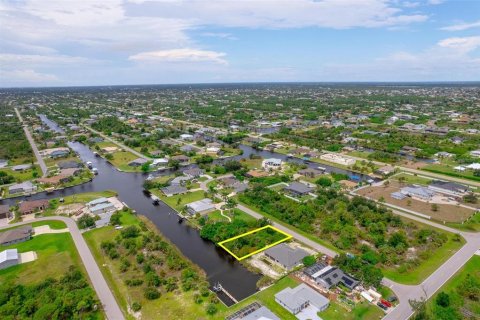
2 117 262 305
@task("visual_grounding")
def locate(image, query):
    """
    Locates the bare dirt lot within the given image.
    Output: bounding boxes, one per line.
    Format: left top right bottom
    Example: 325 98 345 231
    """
356 181 475 223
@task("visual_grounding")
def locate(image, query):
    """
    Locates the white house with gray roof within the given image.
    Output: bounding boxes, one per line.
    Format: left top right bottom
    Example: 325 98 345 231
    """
275 283 329 316
264 243 309 270
0 249 19 270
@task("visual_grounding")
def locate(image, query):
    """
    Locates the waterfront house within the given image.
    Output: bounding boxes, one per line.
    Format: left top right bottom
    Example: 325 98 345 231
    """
8 181 37 194
185 198 215 216
0 225 33 246
275 283 329 315
264 243 309 270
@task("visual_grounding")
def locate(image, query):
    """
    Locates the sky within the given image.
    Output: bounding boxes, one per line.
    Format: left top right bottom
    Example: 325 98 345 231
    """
0 0 480 87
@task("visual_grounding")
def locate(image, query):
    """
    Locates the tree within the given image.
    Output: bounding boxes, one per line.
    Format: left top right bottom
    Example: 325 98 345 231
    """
169 159 180 170
316 176 332 187
141 162 151 173
78 215 95 229
302 255 316 267
431 204 439 212
435 292 450 307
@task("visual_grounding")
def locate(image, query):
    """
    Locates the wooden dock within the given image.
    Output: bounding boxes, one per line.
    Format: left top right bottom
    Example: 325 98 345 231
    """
213 283 238 304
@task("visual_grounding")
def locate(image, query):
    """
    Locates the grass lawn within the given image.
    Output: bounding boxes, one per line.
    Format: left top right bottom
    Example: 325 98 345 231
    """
239 158 263 170
426 255 480 318
0 166 40 183
111 151 142 172
3 220 67 231
391 172 433 185
0 232 83 285
382 226 465 285
153 189 206 211
62 190 117 204
319 301 384 320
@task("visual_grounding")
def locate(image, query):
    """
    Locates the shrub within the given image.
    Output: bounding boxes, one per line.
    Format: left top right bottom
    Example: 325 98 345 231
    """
131 302 141 312
144 287 160 300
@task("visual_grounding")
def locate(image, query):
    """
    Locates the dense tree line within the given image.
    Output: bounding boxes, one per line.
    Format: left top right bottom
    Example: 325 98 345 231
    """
239 185 451 279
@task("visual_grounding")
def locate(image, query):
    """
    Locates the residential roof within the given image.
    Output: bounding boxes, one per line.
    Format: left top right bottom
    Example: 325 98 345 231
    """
183 168 203 177
0 225 32 244
0 249 18 263
9 181 36 192
298 168 324 176
284 182 313 195
57 160 82 169
401 186 435 198
161 185 188 196
18 200 49 214
275 283 329 312
90 202 116 213
87 197 110 206
186 198 214 213
429 180 469 193
11 164 32 171
128 158 148 166
243 306 280 320
264 243 309 269
0 205 10 215
304 262 360 290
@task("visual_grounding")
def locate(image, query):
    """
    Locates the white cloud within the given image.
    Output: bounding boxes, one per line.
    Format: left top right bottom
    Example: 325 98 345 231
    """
437 36 480 53
1 69 59 84
132 0 427 29
427 0 444 4
441 20 480 31
129 48 227 64
0 53 91 66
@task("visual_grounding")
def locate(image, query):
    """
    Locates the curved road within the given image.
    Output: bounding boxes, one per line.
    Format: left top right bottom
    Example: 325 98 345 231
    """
0 217 125 320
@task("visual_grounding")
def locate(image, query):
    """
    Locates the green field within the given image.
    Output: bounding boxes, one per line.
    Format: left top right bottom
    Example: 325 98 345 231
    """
391 172 433 185
423 164 480 182
0 166 40 183
319 301 384 320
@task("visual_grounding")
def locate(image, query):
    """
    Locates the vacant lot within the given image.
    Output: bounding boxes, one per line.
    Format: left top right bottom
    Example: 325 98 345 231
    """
357 181 475 223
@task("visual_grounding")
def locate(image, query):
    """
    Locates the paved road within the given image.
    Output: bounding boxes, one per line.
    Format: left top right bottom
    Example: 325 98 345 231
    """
0 217 125 320
14 108 48 177
82 123 150 160
237 204 338 257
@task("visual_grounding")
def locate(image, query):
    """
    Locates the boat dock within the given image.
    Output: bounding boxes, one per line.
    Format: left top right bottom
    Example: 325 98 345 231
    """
213 282 238 304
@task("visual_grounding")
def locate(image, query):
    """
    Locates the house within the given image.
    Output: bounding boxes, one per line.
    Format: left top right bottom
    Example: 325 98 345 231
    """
11 164 32 171
18 199 49 215
298 168 324 178
50 149 70 159
128 158 148 167
0 249 19 270
206 146 221 155
320 153 355 166
400 186 436 201
180 133 194 141
376 165 395 176
471 150 480 158
180 145 200 153
9 181 37 194
275 283 330 315
87 198 116 215
434 152 454 159
262 158 282 171
238 305 280 320
88 137 103 144
428 181 470 197
171 155 189 164
185 198 215 215
0 225 33 246
0 159 8 168
161 185 188 197
183 168 204 178
0 205 10 219
284 182 314 197
466 163 480 170
57 160 82 169
304 262 360 290
151 158 168 167
264 243 309 270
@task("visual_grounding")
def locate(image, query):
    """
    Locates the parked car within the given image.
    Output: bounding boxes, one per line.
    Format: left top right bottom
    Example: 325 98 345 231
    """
381 299 392 308
377 302 388 310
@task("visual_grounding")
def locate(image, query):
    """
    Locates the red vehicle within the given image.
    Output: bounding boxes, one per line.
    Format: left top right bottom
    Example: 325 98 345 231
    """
381 299 392 308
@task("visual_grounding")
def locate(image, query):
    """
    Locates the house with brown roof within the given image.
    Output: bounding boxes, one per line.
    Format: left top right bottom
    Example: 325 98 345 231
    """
0 225 33 246
18 199 49 215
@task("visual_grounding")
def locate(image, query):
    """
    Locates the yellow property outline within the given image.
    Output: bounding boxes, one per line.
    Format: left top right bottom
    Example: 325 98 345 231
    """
218 225 292 261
